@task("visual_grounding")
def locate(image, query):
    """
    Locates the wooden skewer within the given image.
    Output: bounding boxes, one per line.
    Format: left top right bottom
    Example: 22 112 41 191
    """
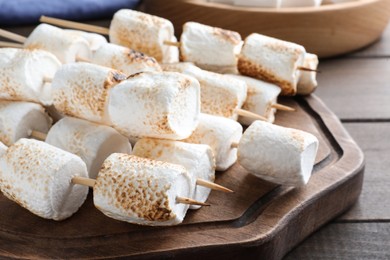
40 15 110 35
163 40 181 47
196 179 233 193
271 103 296 112
231 142 239 149
30 130 47 141
235 108 267 121
42 76 53 84
0 28 27 43
72 176 209 206
0 41 24 48
297 66 320 73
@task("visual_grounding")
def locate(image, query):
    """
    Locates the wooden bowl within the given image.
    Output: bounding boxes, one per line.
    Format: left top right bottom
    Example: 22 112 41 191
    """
144 0 390 58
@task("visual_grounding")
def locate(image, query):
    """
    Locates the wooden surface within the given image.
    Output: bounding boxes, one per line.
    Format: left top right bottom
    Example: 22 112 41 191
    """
284 21 390 260
144 0 390 58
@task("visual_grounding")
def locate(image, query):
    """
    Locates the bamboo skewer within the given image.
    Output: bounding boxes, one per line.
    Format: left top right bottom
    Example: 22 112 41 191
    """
30 130 47 141
163 40 181 47
72 176 210 206
0 41 24 48
231 142 239 149
0 29 27 43
40 16 110 35
235 108 267 121
271 103 296 112
297 66 320 73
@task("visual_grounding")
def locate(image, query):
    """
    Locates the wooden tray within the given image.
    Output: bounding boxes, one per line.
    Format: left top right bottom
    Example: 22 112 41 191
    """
0 94 364 259
144 0 390 58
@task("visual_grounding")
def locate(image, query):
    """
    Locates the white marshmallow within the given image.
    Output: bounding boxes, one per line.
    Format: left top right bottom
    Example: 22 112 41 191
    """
183 113 242 171
65 29 108 52
0 48 20 63
280 0 322 7
108 71 200 140
180 22 242 73
94 154 193 226
0 142 7 158
0 48 61 105
297 53 319 95
234 0 281 7
0 101 52 146
45 117 132 179
24 23 92 64
238 120 319 187
162 63 247 120
109 9 177 63
133 138 215 209
0 139 89 220
91 43 162 76
52 62 127 125
238 33 306 96
228 74 281 124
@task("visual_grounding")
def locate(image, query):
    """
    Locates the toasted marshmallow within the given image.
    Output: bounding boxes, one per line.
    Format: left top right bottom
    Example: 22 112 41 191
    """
228 74 281 124
183 113 242 171
24 23 92 63
233 0 281 7
52 62 127 125
0 101 52 146
297 53 319 95
280 0 322 7
45 117 132 179
94 154 193 226
109 71 200 140
238 33 306 96
162 63 247 120
180 22 242 73
91 43 162 76
0 139 88 220
65 29 108 52
238 120 319 187
0 48 20 63
0 48 61 105
109 9 177 63
0 142 7 157
133 138 215 209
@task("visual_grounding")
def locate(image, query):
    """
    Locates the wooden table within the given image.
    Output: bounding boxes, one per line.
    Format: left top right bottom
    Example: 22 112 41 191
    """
284 22 390 260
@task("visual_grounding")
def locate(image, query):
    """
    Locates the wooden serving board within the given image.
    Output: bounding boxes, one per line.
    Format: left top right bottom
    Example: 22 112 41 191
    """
0 95 364 259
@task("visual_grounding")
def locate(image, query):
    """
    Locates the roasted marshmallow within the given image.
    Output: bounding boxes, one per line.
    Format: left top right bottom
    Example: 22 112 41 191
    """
133 138 215 209
94 154 193 226
0 101 52 146
238 120 319 187
65 29 108 52
297 53 319 95
238 33 306 96
45 117 132 179
183 113 242 171
0 138 89 220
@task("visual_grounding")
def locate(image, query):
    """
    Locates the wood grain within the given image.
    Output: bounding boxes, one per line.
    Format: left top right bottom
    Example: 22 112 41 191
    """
349 23 390 57
316 58 390 120
144 0 390 58
284 223 390 259
0 95 364 259
337 123 390 221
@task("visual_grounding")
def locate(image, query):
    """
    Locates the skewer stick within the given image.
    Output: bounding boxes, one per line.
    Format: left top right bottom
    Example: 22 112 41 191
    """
196 179 233 193
40 16 110 35
163 40 181 47
30 130 47 141
42 76 53 83
231 142 239 149
235 108 267 121
0 41 24 48
297 66 320 73
176 196 210 206
271 103 296 112
0 28 27 43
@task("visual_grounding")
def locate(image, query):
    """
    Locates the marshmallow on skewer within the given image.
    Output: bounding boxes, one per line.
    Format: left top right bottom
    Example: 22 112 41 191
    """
0 101 52 146
94 154 194 226
51 62 127 125
180 22 242 74
0 48 61 105
183 113 243 171
0 139 89 220
45 117 132 179
0 47 20 63
133 138 215 209
91 43 162 76
24 23 92 63
108 71 200 140
109 9 179 63
162 62 247 120
297 53 319 95
228 74 281 124
238 120 319 187
238 33 306 96
65 29 108 52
